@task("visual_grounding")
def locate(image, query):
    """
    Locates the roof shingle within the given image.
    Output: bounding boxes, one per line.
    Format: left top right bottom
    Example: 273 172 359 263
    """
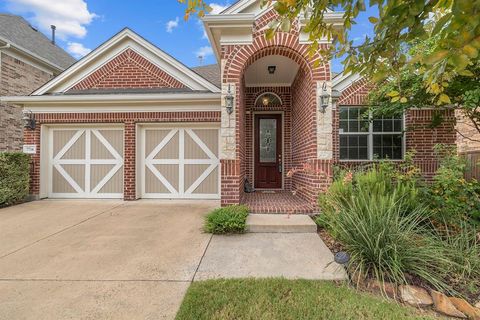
0 14 76 70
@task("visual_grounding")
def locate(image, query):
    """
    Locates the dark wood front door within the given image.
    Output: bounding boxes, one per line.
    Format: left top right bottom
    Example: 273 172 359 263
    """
254 114 282 189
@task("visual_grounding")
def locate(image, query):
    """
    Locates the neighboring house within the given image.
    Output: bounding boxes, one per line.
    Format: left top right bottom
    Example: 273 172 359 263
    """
1 0 456 213
0 14 75 151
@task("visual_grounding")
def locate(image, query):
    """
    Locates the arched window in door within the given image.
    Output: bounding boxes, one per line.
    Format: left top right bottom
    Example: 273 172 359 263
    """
254 92 282 107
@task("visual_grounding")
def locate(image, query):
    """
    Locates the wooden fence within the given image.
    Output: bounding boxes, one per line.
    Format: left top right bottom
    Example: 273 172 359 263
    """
463 151 480 181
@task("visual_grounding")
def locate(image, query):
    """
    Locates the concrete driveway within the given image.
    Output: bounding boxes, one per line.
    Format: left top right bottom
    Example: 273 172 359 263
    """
0 200 217 320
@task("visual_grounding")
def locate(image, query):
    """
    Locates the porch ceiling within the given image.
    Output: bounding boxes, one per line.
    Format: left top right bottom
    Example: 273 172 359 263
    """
244 55 300 87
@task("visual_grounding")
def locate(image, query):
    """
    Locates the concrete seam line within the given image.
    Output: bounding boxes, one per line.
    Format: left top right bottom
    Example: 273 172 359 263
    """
0 203 126 260
191 234 213 282
0 278 190 283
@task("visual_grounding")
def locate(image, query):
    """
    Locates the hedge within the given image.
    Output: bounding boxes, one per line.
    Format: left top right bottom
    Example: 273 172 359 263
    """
0 152 30 207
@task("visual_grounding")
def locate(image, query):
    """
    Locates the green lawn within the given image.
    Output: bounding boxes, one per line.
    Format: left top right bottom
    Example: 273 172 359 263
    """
176 279 436 320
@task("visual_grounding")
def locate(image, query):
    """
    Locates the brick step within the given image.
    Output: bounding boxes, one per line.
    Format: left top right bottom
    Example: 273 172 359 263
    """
246 214 317 233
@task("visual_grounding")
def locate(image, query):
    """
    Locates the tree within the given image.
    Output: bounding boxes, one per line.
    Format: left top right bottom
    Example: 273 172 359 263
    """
181 0 480 107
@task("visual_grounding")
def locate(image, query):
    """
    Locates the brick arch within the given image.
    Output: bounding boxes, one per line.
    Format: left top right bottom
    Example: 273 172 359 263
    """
223 42 317 84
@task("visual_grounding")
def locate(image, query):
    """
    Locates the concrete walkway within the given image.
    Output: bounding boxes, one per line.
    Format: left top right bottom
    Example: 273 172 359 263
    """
195 232 347 281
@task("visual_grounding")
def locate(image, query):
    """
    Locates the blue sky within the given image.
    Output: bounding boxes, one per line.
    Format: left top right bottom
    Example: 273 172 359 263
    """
0 0 378 73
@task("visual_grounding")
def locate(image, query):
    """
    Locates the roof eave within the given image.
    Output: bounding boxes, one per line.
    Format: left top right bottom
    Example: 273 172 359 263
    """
1 92 222 105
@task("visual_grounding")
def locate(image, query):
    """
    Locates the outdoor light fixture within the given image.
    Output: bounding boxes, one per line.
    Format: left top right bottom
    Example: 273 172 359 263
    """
267 65 276 74
224 84 234 115
22 110 36 130
334 251 350 266
319 82 329 113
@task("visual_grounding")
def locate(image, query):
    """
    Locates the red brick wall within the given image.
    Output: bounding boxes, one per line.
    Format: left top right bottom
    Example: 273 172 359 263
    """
70 48 185 91
290 69 322 203
334 78 456 180
1 52 54 151
24 111 221 200
221 8 330 206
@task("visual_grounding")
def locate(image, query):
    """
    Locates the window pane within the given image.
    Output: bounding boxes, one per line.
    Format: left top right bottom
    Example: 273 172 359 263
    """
259 119 277 163
383 119 393 132
339 120 348 132
340 134 369 160
372 134 403 160
360 120 369 132
340 108 348 120
394 120 402 132
373 120 382 132
349 108 359 118
349 147 359 159
348 120 359 132
359 147 368 159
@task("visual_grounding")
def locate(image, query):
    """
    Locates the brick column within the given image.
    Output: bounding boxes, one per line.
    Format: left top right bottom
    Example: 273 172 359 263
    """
123 121 136 200
221 159 241 206
24 125 41 197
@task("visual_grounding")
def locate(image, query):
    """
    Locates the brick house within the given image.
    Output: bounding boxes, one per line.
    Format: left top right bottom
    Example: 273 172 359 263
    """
2 0 456 213
0 14 75 151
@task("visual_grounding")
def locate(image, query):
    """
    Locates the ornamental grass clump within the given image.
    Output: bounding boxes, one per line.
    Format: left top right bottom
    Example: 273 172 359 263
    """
323 185 453 292
204 205 249 234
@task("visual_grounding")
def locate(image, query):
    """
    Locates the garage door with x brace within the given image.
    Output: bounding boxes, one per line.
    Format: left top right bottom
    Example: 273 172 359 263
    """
141 125 220 199
49 127 124 198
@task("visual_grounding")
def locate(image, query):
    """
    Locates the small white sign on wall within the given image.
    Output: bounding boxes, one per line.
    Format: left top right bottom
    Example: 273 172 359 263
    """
23 144 37 154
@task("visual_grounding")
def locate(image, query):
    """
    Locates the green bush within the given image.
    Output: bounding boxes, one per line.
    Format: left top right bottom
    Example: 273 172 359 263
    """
318 157 480 295
426 145 480 225
321 184 452 291
204 205 249 234
0 152 30 207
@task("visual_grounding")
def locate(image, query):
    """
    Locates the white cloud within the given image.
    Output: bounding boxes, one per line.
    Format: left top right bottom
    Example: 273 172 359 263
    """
166 17 179 33
67 42 91 58
5 0 97 40
209 3 229 14
195 46 213 58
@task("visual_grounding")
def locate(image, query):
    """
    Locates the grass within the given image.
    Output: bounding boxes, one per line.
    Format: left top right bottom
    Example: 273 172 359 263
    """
204 205 249 234
175 279 436 320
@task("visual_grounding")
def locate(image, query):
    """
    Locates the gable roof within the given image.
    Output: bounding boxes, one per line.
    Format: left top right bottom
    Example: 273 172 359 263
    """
33 28 221 95
191 64 221 88
0 14 75 71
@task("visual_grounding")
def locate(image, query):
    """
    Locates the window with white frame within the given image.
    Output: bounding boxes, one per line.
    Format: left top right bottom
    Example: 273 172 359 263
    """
339 106 404 160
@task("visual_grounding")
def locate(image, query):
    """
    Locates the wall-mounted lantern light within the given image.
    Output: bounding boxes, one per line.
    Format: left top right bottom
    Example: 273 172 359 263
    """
331 89 341 109
224 84 234 115
319 82 329 113
22 110 36 130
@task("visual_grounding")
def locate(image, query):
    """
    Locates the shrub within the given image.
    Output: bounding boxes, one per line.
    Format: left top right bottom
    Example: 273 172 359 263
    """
204 205 249 234
0 152 30 207
427 145 480 225
321 185 453 291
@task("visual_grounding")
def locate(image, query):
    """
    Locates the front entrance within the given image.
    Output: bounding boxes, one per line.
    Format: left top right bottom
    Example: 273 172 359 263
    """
254 114 282 189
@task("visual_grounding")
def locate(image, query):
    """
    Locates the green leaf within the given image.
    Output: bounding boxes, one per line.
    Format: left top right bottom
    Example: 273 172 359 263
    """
462 45 478 58
424 50 449 65
391 96 400 102
439 94 451 104
368 16 378 24
387 90 400 97
400 97 408 103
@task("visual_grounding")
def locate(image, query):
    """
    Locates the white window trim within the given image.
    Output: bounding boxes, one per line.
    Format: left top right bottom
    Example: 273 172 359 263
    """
339 106 406 162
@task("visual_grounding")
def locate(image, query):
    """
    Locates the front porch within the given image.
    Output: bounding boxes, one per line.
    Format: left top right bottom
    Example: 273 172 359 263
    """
242 190 317 214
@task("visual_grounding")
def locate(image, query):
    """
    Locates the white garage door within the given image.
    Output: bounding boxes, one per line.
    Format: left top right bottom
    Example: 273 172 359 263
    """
140 125 220 199
49 127 124 198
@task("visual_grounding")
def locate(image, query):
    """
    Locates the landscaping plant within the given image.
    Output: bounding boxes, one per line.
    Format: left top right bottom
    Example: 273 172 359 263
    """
426 145 480 225
0 152 30 207
204 205 249 234
318 157 480 298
